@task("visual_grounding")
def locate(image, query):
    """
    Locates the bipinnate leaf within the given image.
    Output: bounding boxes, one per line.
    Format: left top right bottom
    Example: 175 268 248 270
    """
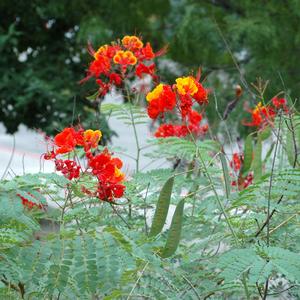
241 134 253 175
161 198 185 258
149 176 174 237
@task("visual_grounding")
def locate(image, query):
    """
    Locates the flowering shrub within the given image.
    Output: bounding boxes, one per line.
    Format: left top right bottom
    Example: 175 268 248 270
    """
1 34 300 300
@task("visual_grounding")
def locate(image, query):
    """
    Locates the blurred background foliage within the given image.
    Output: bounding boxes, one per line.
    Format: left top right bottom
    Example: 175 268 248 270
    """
0 0 298 139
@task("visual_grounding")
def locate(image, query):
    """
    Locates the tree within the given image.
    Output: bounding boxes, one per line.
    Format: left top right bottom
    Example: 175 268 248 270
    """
1 0 299 138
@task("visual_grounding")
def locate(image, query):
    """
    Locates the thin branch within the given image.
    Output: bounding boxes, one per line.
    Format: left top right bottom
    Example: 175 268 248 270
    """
126 261 149 300
181 275 201 300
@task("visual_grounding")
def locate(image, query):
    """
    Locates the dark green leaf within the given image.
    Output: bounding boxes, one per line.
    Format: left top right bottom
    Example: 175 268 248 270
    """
286 129 296 167
149 176 174 237
161 199 185 258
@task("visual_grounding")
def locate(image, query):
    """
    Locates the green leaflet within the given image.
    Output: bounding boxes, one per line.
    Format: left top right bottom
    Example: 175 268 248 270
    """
260 126 271 141
286 129 296 167
149 176 174 237
86 91 99 101
220 153 231 199
104 226 132 253
263 142 275 164
252 136 262 182
241 134 253 175
161 198 185 258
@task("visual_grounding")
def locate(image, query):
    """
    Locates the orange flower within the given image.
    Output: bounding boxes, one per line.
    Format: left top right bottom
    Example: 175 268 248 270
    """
122 35 143 50
113 50 137 66
175 77 198 96
83 129 102 148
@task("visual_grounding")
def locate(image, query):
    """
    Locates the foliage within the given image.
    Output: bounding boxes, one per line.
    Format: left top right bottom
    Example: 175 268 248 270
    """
1 106 300 298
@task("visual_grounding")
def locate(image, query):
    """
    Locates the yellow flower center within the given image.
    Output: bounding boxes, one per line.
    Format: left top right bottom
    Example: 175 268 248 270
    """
122 35 143 49
253 102 264 113
114 167 125 180
175 77 198 96
146 84 164 102
113 50 137 65
83 129 102 146
94 45 108 60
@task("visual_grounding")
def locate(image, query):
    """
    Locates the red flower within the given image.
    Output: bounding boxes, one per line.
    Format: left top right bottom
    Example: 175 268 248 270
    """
89 149 125 201
244 97 289 129
244 102 276 128
54 128 78 154
55 159 81 180
109 73 122 86
97 182 125 201
135 63 156 79
88 56 111 77
272 97 288 112
193 81 208 105
230 153 242 172
139 42 155 60
17 192 43 210
44 150 56 160
154 124 176 138
94 44 120 60
146 84 176 119
188 110 202 125
96 79 111 96
147 98 161 119
179 94 193 118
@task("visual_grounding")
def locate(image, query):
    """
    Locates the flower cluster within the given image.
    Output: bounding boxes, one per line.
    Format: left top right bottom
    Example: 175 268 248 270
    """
44 127 125 202
229 152 253 190
146 74 209 138
244 97 288 128
81 35 165 96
